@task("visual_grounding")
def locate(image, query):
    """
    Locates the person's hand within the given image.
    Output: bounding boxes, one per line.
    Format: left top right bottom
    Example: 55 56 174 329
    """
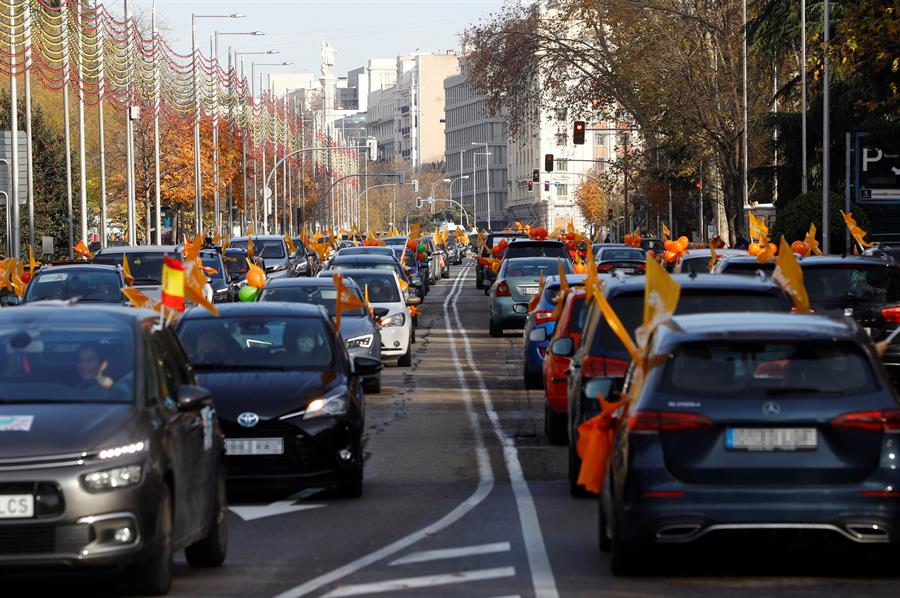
95 361 114 389
877 340 890 357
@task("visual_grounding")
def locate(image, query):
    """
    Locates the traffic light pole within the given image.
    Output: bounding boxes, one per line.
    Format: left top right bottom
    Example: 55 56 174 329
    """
580 126 639 234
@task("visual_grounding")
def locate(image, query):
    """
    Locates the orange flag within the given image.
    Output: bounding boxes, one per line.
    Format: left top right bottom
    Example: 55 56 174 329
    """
184 261 220 316
576 395 621 494
583 243 601 304
333 273 366 331
184 235 204 262
804 223 823 256
123 287 160 311
773 236 810 313
122 255 134 286
528 272 545 312
74 240 92 260
550 260 571 321
842 211 876 250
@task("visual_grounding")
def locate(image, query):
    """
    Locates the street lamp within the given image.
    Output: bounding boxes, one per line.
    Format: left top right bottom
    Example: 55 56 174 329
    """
191 12 244 235
449 176 469 226
430 178 451 214
253 61 294 234
471 142 490 230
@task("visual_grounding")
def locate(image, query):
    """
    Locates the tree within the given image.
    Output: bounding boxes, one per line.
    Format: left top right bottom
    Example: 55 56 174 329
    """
574 175 610 227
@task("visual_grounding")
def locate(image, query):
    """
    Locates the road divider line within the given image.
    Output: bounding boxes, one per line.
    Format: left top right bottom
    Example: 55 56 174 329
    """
321 567 517 598
273 267 495 598
448 278 560 598
388 541 511 566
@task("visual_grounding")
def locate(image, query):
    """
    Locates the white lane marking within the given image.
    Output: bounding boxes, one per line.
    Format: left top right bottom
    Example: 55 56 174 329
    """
388 542 511 566
448 279 560 598
321 567 517 598
273 268 495 598
229 502 325 522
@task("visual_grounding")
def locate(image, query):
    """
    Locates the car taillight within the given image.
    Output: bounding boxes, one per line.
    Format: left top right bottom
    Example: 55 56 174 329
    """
583 356 629 377
496 281 511 297
533 310 555 324
832 410 900 432
636 263 646 272
881 306 900 323
597 263 615 272
628 410 713 433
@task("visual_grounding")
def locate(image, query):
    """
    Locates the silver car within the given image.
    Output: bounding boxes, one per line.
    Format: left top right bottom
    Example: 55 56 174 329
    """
488 257 574 337
92 245 183 303
258 277 384 393
228 236 292 280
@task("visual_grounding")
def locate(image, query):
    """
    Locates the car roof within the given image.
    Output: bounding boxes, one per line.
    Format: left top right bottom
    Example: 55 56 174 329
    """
180 302 327 320
659 312 860 342
330 254 397 264
231 235 285 242
0 303 156 324
505 256 568 264
320 268 397 280
94 244 181 255
37 263 120 273
382 237 408 244
797 255 899 268
607 272 783 294
265 277 360 291
682 248 747 257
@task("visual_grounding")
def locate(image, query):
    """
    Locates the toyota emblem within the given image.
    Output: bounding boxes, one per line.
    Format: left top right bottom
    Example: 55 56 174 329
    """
237 412 259 428
762 402 781 417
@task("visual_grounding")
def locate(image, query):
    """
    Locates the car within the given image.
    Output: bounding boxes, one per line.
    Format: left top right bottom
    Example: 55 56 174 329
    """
176 303 382 497
541 289 589 444
0 305 227 594
521 274 588 389
93 245 183 302
259 277 385 393
22 263 126 304
382 237 430 296
332 246 397 261
595 246 646 275
559 273 794 496
641 237 665 254
319 268 419 367
200 249 237 303
291 236 321 276
600 313 900 575
711 254 776 277
445 236 463 265
221 247 263 286
431 237 451 279
674 248 748 274
489 257 574 337
476 231 529 290
483 237 568 291
228 236 292 279
418 237 440 285
324 254 420 302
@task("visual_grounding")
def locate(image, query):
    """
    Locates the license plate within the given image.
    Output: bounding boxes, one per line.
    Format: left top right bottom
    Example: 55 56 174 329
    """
619 268 636 274
726 428 817 451
0 494 34 518
520 286 539 295
225 438 284 455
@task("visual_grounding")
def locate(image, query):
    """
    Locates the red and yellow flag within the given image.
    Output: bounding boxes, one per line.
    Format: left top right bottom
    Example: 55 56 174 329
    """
161 257 185 311
333 273 366 331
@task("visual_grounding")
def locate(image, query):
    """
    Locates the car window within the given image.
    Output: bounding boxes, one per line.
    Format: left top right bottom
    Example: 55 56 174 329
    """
179 316 334 370
680 256 712 274
230 239 286 259
201 257 225 280
94 252 169 284
502 259 573 278
26 269 122 303
664 341 876 396
803 265 900 306
260 285 367 316
0 316 134 403
337 273 400 303
569 296 587 333
505 244 569 259
599 248 644 262
223 252 249 277
591 291 787 355
720 261 775 276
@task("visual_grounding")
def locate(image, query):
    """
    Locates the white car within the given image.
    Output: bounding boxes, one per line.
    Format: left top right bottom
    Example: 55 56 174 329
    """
318 268 418 366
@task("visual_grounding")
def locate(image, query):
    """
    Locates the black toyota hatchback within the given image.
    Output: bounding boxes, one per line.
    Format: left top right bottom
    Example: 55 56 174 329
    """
176 302 382 497
0 305 227 595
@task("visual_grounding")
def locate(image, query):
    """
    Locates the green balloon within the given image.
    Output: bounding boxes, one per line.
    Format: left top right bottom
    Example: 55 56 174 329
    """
238 285 258 302
417 243 426 253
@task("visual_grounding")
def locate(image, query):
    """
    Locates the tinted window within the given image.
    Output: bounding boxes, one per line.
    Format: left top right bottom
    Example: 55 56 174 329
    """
803 265 900 306
201 257 225 280
26 270 122 303
337 273 400 303
94 252 169 284
179 316 334 370
598 248 645 262
721 261 775 276
259 285 367 316
223 252 249 277
591 291 787 355
230 239 286 259
502 259 573 278
569 296 587 333
489 234 525 248
0 316 134 402
505 244 569 259
664 341 876 396
332 263 400 276
680 256 712 274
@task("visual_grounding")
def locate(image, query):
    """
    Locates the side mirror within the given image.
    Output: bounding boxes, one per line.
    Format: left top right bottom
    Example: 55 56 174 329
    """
176 384 212 412
407 296 422 306
352 355 384 377
549 337 574 357
584 376 625 402
372 306 390 319
1 295 21 306
528 328 548 342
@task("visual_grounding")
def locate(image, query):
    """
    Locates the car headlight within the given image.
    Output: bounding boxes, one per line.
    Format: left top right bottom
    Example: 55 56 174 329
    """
278 389 348 421
346 334 374 349
381 312 406 327
267 263 287 272
97 441 148 460
81 465 143 492
214 287 229 295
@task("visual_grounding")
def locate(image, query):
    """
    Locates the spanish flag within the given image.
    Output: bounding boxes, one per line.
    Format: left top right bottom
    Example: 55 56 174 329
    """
161 257 185 311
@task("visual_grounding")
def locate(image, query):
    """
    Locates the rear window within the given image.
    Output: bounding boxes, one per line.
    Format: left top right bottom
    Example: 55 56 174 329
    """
590 290 787 355
502 259 573 278
26 269 122 303
505 244 569 259
489 234 525 248
335 273 400 303
230 239 286 259
803 265 900 306
569 296 587 333
259 285 366 317
663 341 877 396
680 256 712 274
201 257 224 280
598 248 644 262
720 261 775 276
94 252 169 284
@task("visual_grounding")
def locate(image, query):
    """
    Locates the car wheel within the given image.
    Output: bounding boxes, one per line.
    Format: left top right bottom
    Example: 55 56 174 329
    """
545 405 567 445
126 483 173 596
489 319 503 338
524 369 542 390
364 374 382 394
568 444 590 497
398 346 412 367
336 448 363 498
598 491 612 552
185 466 229 568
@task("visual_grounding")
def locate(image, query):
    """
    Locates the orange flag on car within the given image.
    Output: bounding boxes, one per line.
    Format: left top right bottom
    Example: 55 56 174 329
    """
333 273 366 331
528 272 545 313
773 236 810 313
161 257 185 311
74 240 92 260
576 395 621 494
122 255 134 286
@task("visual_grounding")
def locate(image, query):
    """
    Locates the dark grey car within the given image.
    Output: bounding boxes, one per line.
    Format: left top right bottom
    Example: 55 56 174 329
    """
0 305 227 595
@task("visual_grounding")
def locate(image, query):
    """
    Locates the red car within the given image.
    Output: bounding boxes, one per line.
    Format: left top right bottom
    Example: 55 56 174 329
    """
542 289 588 444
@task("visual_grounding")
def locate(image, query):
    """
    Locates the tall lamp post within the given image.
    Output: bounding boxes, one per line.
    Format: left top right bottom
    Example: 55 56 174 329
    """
471 142 490 229
253 61 294 233
449 175 470 227
191 12 244 236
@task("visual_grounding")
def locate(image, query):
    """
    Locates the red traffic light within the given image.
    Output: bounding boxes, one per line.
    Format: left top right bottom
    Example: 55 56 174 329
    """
573 121 586 145
544 154 554 172
544 181 551 192
695 182 703 190
532 168 540 183
527 181 534 192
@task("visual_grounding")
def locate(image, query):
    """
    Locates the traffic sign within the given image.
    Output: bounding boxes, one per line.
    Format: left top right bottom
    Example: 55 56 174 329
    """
855 133 900 204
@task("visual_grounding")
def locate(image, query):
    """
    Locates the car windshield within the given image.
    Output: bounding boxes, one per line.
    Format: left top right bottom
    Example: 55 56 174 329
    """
332 262 401 277
179 316 334 370
201 257 224 280
721 261 775 276
680 255 713 274
0 317 134 403
223 252 249 277
259 285 367 317
803 265 900 306
337 273 400 303
591 291 787 355
664 341 876 396
230 239 286 259
599 248 645 262
26 270 122 303
502 259 573 278
94 252 168 284
489 235 524 248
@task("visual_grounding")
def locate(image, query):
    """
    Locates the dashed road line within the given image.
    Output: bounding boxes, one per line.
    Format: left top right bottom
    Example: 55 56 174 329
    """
320 567 517 598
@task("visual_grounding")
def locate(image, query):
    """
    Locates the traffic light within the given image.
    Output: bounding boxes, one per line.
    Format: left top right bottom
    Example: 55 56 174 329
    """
415 197 423 208
412 179 419 192
573 121 586 145
544 154 554 172
366 138 378 161
695 181 703 190
532 168 540 183
527 181 534 193
544 181 550 192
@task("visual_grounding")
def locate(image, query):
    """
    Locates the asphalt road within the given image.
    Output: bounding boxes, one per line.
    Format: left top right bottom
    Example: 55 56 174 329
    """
12 261 900 596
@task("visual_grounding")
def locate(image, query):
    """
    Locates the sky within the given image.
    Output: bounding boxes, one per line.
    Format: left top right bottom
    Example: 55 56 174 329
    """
111 0 506 81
